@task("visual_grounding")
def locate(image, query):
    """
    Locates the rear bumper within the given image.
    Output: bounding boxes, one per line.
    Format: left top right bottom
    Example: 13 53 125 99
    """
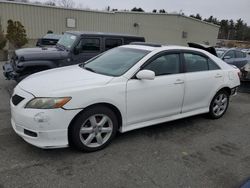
230 86 239 96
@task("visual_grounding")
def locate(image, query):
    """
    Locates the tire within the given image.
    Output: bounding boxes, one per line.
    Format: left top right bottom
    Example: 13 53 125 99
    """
209 90 230 119
69 105 118 152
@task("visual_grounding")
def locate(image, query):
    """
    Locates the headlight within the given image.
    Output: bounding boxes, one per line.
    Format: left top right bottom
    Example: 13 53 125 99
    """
25 97 71 109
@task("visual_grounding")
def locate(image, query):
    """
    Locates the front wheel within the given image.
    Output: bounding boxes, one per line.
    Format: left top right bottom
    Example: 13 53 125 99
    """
69 106 118 152
209 90 229 119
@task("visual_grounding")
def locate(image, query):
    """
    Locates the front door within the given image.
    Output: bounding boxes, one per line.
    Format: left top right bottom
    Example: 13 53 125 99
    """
126 53 185 126
72 37 102 64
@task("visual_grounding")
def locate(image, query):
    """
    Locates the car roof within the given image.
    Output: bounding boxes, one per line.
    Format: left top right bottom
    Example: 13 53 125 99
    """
122 44 213 55
65 31 144 38
43 34 62 40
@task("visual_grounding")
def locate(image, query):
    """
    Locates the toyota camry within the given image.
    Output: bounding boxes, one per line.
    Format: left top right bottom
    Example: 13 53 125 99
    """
10 43 240 151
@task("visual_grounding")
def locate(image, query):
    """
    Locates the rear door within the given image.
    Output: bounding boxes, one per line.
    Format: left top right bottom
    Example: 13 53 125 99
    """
181 52 224 113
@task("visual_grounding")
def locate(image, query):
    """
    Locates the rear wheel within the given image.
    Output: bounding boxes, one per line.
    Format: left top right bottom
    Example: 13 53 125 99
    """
209 90 229 119
69 106 118 152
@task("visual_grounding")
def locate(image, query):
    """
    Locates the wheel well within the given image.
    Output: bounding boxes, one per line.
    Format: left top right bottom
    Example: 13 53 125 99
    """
218 87 231 95
67 103 123 146
22 65 50 74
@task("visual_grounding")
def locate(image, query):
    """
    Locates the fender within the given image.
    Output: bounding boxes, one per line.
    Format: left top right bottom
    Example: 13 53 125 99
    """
13 60 59 81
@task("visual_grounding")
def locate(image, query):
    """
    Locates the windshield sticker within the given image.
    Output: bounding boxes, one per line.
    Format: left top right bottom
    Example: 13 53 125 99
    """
70 36 76 40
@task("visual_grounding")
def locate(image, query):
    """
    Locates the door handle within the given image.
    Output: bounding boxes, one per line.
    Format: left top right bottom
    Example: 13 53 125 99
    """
215 74 223 78
174 79 184 84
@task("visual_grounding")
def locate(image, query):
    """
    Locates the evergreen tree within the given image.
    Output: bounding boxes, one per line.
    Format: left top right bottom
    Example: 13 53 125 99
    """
6 19 28 48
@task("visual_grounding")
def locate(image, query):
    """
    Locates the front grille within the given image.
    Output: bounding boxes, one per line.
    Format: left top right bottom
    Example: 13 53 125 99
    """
12 94 25 106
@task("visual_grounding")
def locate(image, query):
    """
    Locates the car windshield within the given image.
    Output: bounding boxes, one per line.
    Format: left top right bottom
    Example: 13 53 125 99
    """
57 33 77 49
82 47 150 76
216 49 226 58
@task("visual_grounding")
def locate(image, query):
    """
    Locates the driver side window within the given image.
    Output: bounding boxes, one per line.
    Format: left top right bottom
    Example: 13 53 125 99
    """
144 54 180 76
225 50 235 59
76 38 100 53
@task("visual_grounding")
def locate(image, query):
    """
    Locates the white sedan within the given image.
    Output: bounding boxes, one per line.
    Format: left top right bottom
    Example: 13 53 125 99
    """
10 44 240 151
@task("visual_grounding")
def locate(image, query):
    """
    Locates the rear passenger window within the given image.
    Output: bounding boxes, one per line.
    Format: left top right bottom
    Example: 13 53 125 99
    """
144 54 180 76
78 38 100 52
105 39 122 50
208 59 220 70
184 53 208 72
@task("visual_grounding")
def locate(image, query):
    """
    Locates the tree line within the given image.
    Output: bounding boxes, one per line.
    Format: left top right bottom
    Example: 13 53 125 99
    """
189 14 250 41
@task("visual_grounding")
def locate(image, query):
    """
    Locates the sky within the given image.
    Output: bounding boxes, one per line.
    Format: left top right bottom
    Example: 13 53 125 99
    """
37 0 250 25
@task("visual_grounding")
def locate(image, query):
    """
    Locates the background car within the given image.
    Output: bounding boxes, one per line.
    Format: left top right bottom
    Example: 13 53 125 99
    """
242 49 250 55
216 48 250 69
241 62 250 81
10 43 240 152
3 31 145 82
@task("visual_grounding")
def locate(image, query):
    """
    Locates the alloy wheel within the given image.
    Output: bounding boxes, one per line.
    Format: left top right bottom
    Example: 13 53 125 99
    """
79 114 113 148
212 93 228 117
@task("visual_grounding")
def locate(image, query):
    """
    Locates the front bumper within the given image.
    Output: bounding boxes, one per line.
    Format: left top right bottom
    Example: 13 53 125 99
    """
11 118 69 149
3 62 19 80
11 86 81 149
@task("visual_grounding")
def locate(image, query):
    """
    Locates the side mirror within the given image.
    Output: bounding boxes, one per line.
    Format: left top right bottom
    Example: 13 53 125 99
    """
223 56 231 60
136 70 155 80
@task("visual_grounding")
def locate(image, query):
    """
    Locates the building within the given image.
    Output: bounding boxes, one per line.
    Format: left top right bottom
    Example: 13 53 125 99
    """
0 1 220 46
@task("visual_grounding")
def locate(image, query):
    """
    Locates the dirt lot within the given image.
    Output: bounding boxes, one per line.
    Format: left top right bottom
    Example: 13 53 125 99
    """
0 71 250 188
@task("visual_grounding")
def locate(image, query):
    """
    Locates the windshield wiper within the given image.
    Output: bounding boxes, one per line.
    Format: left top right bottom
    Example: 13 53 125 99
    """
83 66 96 73
55 43 65 50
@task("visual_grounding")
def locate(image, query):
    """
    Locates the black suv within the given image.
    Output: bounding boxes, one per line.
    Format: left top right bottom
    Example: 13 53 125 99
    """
3 31 145 81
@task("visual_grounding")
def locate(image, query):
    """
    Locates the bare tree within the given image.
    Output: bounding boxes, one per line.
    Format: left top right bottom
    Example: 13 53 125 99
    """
44 0 56 6
57 0 74 8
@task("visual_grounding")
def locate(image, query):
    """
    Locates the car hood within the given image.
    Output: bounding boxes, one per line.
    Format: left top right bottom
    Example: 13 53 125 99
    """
15 47 68 61
18 65 114 96
188 43 217 56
